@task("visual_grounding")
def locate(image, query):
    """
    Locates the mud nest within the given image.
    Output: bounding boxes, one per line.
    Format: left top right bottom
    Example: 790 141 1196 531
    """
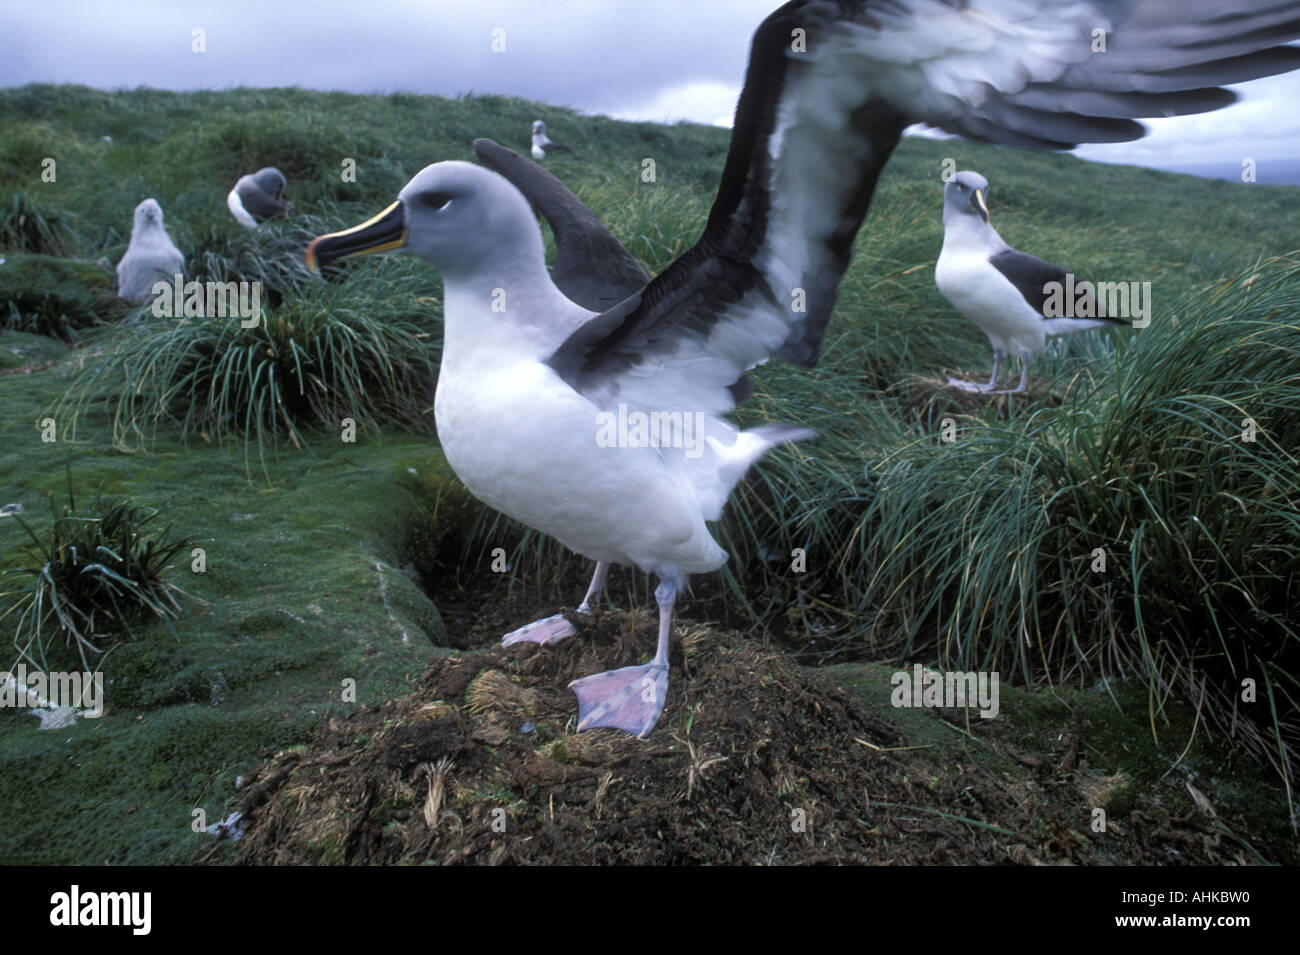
228 611 1264 865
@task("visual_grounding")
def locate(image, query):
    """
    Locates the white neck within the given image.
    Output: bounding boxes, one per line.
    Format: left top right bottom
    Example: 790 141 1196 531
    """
942 213 1005 253
441 259 589 368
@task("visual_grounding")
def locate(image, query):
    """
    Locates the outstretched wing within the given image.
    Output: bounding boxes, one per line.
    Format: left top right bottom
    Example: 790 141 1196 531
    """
546 0 1300 415
474 138 649 311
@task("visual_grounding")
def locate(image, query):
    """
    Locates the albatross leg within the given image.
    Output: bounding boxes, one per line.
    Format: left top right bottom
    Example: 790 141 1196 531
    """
569 577 674 738
989 350 1030 395
501 561 610 647
945 349 1003 392
575 561 610 616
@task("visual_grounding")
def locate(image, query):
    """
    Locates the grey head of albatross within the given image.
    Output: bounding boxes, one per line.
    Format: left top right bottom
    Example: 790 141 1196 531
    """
133 197 165 232
943 171 990 227
305 160 565 298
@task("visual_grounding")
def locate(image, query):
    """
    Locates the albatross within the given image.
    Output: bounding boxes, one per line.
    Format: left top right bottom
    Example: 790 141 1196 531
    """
227 167 290 229
531 120 573 161
305 0 1300 738
937 170 1131 393
116 198 184 304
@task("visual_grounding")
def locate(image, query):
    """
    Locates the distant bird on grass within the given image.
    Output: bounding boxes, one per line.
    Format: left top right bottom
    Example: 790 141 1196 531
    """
936 171 1130 394
531 120 573 161
227 167 290 228
116 199 183 304
305 0 1300 739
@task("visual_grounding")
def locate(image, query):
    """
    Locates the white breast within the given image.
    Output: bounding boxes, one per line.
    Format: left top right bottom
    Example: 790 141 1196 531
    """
936 245 1046 357
433 356 725 576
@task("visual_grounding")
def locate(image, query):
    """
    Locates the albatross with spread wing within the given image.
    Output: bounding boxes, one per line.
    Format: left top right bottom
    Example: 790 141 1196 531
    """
306 0 1300 737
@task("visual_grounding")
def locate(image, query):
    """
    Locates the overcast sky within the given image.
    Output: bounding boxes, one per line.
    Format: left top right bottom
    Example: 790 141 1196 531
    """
3 1 1298 170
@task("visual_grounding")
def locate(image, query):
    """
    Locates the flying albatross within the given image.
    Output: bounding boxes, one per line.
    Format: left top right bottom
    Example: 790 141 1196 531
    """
531 120 573 161
937 170 1130 393
227 167 290 229
305 0 1300 738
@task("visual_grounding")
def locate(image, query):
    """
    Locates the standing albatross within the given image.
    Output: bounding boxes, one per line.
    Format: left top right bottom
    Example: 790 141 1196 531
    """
531 121 573 161
937 170 1130 394
306 0 1300 738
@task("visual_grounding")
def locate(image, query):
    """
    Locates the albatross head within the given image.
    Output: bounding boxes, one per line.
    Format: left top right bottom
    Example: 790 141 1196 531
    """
306 161 543 279
250 167 287 198
532 120 544 136
944 170 990 226
132 198 164 233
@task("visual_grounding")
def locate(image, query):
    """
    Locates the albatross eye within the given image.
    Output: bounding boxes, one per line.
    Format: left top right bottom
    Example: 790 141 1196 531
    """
419 192 452 211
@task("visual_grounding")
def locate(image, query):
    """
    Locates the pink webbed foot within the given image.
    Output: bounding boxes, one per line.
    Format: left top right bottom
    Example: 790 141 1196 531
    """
945 375 998 393
569 661 668 739
501 613 577 647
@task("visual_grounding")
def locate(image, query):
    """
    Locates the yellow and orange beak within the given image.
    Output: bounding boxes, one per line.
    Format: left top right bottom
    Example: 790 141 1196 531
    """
971 188 990 224
305 200 408 273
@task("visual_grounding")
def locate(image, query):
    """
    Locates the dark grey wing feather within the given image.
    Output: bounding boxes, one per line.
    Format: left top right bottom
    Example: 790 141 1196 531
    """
989 250 1130 325
988 249 1072 315
938 0 1300 148
547 7 910 416
473 138 648 311
237 182 289 222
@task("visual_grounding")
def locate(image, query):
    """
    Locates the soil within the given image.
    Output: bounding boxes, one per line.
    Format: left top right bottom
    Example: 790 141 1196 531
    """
228 607 1274 865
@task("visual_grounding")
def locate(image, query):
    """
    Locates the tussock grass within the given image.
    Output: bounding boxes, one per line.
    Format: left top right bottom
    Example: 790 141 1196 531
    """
0 253 123 340
58 275 439 466
726 256 1300 799
1 466 197 673
0 191 74 255
180 211 338 309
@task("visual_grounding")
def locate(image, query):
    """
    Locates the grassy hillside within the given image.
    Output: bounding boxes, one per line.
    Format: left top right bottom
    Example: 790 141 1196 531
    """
1 85 1298 862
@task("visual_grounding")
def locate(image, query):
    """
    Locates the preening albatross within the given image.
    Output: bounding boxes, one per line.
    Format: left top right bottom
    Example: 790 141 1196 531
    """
227 167 290 229
306 0 1300 738
937 170 1130 393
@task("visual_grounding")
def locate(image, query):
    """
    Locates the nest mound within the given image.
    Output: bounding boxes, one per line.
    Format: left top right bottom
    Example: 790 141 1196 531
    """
229 612 1262 865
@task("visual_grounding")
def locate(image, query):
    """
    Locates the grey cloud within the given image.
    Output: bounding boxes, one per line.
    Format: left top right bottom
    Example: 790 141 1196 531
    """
2 1 1296 167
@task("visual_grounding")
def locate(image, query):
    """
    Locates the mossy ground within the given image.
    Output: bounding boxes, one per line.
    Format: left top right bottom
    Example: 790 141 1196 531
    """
0 338 452 863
